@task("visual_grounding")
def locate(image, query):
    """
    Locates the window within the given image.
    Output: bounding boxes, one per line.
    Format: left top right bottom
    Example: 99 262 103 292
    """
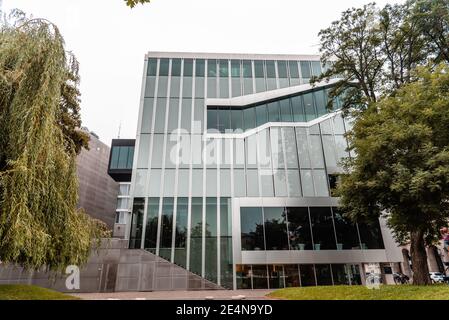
277 61 288 78
288 61 299 78
129 198 145 249
119 184 130 196
256 105 268 126
242 61 252 78
315 264 333 286
268 102 280 122
141 98 154 133
254 61 264 78
205 198 218 283
314 90 327 116
195 59 205 77
311 61 322 77
219 59 229 77
174 197 188 267
171 59 181 76
300 264 316 286
309 207 336 250
266 60 276 78
358 219 385 249
243 108 256 131
332 207 361 250
300 61 311 79
241 208 265 250
159 58 169 76
207 108 218 133
184 59 193 77
154 98 167 133
208 59 217 77
147 58 158 76
264 207 289 250
303 92 315 121
148 169 161 196
287 207 312 250
280 99 292 122
231 109 243 131
144 198 159 253
115 212 126 224
137 136 150 168
117 198 129 210
231 60 241 78
190 198 203 275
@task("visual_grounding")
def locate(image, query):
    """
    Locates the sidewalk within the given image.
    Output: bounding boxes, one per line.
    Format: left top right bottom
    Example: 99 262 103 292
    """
72 290 275 300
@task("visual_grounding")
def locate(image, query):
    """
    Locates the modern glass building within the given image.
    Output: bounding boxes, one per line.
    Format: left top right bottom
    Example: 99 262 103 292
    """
124 52 402 290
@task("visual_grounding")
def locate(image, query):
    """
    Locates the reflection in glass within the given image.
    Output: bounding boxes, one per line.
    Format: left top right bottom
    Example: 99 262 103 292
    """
315 264 333 286
287 207 312 250
129 198 145 249
358 219 385 249
159 198 174 261
190 198 203 275
241 207 265 251
269 265 284 289
264 208 289 250
205 198 218 283
236 265 252 289
144 198 159 253
332 207 361 250
174 198 188 266
300 264 316 286
284 264 300 288
309 207 336 250
252 265 268 289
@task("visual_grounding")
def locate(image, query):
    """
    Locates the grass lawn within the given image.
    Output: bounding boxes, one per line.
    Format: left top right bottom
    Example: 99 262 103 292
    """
0 285 79 300
268 285 449 300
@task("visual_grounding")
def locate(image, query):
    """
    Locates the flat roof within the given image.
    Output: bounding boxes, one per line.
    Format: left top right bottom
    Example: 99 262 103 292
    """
145 51 321 61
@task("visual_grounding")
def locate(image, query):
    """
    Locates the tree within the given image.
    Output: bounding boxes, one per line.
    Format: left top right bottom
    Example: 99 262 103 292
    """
125 0 151 8
338 64 449 285
0 13 109 272
314 1 446 112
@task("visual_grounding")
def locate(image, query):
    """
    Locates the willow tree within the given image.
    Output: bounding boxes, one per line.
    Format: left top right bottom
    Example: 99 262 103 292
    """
0 13 108 272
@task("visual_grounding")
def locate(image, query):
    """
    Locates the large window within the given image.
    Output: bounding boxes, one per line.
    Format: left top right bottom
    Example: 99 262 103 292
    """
309 207 336 250
129 198 145 249
241 207 265 251
287 207 313 250
159 198 174 261
240 206 380 252
144 198 159 253
264 207 289 250
174 198 188 267
110 146 134 170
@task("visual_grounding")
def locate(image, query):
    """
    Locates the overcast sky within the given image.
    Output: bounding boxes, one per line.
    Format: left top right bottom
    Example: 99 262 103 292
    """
5 0 404 145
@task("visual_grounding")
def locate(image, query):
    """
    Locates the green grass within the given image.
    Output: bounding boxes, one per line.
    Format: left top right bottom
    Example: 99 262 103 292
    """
0 285 79 300
268 285 449 300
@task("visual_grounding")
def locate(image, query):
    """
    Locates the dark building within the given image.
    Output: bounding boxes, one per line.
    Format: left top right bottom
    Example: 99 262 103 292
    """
77 130 119 229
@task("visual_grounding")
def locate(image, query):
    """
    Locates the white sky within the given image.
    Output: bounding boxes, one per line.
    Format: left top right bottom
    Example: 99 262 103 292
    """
5 0 404 145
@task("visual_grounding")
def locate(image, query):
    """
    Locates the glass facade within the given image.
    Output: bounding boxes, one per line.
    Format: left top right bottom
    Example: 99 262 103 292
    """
240 206 384 251
236 264 362 289
128 54 389 290
207 87 335 133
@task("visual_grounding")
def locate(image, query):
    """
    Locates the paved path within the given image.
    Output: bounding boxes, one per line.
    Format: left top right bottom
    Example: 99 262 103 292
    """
73 290 275 300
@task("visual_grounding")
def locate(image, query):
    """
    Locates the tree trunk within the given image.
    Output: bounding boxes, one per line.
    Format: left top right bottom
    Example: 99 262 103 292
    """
410 230 431 285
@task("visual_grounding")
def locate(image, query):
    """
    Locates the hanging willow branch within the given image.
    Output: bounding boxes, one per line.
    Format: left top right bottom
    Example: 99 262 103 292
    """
0 12 109 272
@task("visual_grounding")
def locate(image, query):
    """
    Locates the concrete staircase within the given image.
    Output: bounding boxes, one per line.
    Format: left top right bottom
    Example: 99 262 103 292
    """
0 239 224 293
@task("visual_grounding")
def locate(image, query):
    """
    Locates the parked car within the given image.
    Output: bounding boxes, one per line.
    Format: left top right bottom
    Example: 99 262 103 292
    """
429 272 446 283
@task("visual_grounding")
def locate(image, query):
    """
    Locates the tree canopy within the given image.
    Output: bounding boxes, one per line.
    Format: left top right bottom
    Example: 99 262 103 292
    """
125 0 151 8
0 12 109 272
314 0 449 113
338 64 449 284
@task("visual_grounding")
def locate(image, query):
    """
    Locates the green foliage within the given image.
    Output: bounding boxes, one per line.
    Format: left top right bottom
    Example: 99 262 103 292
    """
0 285 79 300
268 285 449 300
125 0 151 8
314 0 449 113
0 12 109 272
338 64 449 246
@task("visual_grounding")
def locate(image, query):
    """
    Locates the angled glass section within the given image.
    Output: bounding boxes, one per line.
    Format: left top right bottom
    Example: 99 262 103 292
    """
207 87 336 132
